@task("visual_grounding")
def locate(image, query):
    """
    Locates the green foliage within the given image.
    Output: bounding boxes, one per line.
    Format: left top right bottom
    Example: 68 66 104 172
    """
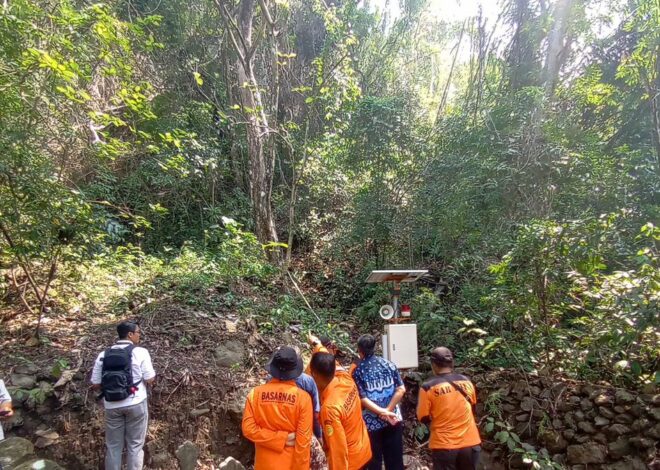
1 0 659 392
486 216 659 383
483 417 563 470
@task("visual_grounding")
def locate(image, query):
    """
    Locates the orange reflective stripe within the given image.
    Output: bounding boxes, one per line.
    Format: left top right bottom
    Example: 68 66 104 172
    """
242 380 313 469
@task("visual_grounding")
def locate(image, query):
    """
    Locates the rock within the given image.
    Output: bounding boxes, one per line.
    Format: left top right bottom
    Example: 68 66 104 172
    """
551 418 563 429
613 405 625 413
13 364 40 376
515 413 529 422
648 422 660 439
214 340 246 368
574 410 585 421
629 436 654 449
599 407 615 419
631 417 650 431
551 454 566 465
175 441 199 470
593 433 607 444
568 395 581 405
613 413 633 424
532 409 545 419
9 374 36 390
628 403 643 417
580 384 597 397
579 398 593 411
603 457 647 470
651 394 660 405
575 435 591 443
564 413 576 428
13 459 65 470
3 408 23 431
607 438 631 459
563 429 576 441
594 394 613 406
501 403 517 413
566 443 607 464
150 452 170 468
0 437 35 469
649 407 660 421
189 408 210 418
511 380 527 398
538 430 568 453
225 389 249 424
614 389 635 405
606 423 630 436
577 421 596 434
520 397 535 412
557 401 574 412
219 457 245 470
34 436 58 449
593 416 609 427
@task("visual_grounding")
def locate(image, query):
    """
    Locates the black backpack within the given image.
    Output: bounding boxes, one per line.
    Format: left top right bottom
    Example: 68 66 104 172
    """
101 345 142 402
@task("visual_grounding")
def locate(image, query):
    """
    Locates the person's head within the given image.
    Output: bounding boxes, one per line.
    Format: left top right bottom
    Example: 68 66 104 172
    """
430 346 454 374
117 321 141 345
309 352 336 391
266 346 303 381
357 334 376 359
319 335 338 355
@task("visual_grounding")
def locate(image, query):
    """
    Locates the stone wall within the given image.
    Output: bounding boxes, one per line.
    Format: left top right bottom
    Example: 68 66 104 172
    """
472 371 659 469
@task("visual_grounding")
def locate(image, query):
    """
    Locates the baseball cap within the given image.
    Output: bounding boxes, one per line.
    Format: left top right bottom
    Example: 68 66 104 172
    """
429 347 454 364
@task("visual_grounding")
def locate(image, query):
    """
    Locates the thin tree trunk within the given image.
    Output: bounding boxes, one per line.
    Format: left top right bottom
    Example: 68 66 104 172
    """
435 20 466 125
216 0 279 248
544 0 574 98
285 123 310 265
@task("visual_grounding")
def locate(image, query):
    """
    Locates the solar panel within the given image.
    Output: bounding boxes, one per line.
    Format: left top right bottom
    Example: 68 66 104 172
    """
365 270 428 283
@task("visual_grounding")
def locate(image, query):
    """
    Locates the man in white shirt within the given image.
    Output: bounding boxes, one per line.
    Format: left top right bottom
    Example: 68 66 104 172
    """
0 379 13 441
91 321 156 470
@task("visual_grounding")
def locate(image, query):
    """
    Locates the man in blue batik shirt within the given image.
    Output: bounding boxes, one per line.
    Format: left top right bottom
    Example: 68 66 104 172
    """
352 334 406 470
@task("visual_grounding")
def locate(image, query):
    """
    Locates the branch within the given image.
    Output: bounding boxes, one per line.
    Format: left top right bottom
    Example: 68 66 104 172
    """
214 0 248 69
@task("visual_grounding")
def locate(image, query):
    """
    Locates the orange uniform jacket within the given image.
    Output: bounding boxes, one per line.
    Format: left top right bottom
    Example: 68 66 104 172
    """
416 373 481 450
320 376 372 470
242 379 313 470
305 344 344 376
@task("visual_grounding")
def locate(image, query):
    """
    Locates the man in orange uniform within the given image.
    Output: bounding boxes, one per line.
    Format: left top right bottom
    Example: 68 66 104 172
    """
416 347 481 470
310 352 372 470
306 334 346 377
242 346 313 470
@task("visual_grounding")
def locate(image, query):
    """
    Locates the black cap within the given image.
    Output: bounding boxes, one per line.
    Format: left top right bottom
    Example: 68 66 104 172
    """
266 346 304 380
430 347 453 364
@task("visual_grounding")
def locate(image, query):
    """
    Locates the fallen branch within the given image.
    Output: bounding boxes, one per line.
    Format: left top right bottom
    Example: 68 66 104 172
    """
286 271 321 323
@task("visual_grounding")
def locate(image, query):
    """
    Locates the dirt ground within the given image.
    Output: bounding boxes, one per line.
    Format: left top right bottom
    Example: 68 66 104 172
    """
1 293 435 469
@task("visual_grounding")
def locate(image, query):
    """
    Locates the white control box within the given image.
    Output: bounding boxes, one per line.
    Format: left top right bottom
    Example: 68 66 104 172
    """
382 323 418 369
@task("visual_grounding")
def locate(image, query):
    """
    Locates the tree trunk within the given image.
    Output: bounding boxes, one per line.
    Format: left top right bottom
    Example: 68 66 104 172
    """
544 0 574 98
217 0 279 247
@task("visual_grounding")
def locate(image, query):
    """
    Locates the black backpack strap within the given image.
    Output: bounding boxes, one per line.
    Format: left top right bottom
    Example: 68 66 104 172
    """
122 344 143 389
448 380 475 413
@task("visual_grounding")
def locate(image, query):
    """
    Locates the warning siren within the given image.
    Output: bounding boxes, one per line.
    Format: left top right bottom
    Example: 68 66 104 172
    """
379 304 395 320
